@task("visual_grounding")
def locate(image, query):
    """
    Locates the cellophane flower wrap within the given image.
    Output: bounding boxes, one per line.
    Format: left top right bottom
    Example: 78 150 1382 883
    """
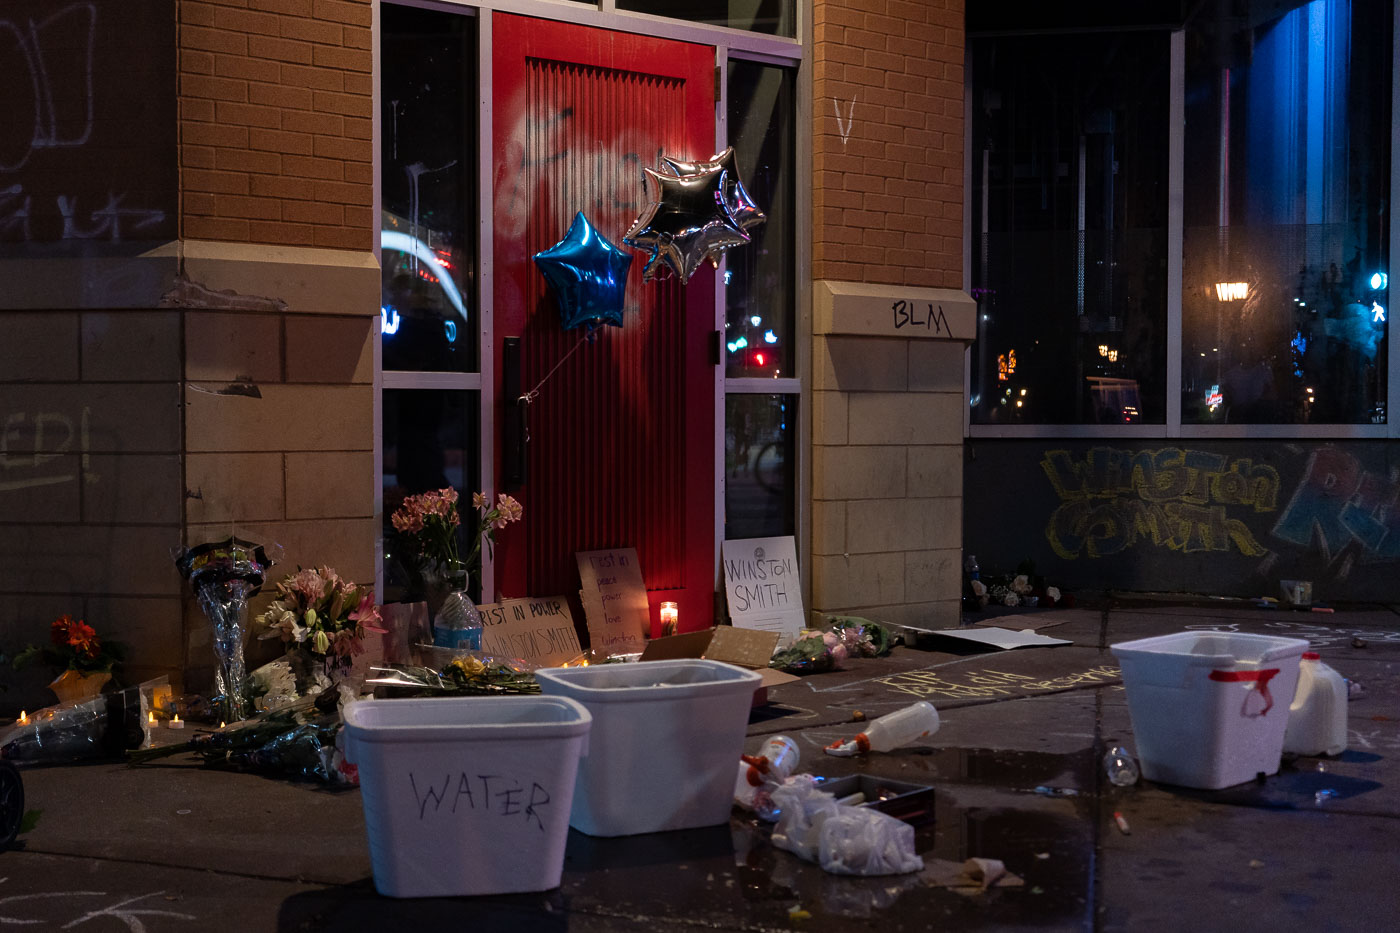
255 567 384 681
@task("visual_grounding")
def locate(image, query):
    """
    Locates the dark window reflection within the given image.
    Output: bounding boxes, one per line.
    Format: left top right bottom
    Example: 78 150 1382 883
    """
382 389 479 600
380 5 477 373
970 32 1170 425
1182 0 1391 424
618 0 793 37
725 394 795 539
726 60 795 378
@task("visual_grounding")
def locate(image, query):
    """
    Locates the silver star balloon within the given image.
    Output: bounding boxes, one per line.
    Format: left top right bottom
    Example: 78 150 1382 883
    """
662 147 767 234
623 163 750 283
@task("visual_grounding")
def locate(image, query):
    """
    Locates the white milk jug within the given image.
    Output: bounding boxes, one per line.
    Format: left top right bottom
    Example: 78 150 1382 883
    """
1283 652 1348 757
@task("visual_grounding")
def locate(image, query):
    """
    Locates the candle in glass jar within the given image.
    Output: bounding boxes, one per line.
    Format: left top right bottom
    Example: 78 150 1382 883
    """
659 601 679 635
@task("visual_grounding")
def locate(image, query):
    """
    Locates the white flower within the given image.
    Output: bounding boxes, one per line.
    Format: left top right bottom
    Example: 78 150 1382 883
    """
971 579 987 597
1002 592 1020 607
1046 586 1061 602
1012 574 1032 594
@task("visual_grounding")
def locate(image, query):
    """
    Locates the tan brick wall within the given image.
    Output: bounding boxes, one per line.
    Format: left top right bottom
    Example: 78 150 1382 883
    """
812 0 964 288
178 0 373 250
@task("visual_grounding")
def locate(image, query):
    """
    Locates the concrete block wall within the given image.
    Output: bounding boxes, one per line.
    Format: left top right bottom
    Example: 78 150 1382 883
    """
809 0 967 629
0 311 186 704
179 0 373 250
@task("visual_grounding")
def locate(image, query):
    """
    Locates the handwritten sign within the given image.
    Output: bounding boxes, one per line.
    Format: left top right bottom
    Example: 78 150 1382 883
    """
408 771 555 831
722 536 805 645
576 548 649 653
476 596 582 668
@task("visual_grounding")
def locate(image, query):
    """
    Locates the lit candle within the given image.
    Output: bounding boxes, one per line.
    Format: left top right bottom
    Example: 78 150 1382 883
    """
147 711 159 727
167 714 185 730
17 711 27 726
660 601 679 636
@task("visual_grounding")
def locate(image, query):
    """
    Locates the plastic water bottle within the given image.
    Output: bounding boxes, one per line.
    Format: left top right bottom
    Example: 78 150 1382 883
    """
1284 652 1348 757
1103 745 1141 786
825 701 940 756
735 735 799 811
433 591 484 651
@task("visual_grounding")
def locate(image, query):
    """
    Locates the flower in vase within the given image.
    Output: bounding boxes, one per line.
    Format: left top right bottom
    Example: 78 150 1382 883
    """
390 488 524 600
255 567 382 681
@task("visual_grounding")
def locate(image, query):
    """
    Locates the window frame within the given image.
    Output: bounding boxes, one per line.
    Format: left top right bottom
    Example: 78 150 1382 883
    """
963 5 1400 441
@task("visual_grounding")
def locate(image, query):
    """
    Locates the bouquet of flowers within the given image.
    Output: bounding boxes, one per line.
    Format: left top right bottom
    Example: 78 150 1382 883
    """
389 487 524 598
770 629 850 675
254 567 384 684
14 614 125 674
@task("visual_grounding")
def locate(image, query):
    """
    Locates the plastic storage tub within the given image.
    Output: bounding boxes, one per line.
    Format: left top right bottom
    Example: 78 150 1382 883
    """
535 659 762 836
1110 631 1308 789
342 695 591 898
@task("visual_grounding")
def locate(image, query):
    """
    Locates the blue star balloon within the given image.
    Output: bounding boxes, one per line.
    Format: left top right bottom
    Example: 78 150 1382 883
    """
533 211 633 331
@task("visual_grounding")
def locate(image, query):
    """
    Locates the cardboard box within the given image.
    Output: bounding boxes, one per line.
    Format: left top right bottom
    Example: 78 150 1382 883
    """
639 626 799 699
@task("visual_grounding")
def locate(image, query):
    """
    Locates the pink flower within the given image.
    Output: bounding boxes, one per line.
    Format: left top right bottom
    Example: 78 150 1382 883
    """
493 494 523 528
472 492 489 510
292 569 326 602
350 593 386 633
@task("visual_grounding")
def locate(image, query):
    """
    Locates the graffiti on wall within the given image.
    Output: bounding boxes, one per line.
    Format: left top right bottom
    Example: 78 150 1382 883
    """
1038 444 1400 574
0 1 173 244
1271 447 1400 564
1040 447 1280 559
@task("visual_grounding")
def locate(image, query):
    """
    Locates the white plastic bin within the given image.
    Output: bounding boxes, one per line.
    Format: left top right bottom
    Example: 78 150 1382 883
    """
535 659 761 836
1110 631 1308 789
342 695 591 898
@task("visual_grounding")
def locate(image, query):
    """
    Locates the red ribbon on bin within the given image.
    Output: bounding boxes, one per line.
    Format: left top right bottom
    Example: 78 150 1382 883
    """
1208 667 1281 716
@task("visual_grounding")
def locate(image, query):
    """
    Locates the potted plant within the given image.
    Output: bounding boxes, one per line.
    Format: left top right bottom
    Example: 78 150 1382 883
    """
13 614 125 704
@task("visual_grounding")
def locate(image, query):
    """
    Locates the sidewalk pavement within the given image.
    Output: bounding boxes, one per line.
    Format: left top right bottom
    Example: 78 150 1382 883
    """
4 600 1398 931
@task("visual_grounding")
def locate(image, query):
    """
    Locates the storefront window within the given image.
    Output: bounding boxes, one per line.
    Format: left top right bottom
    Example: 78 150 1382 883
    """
725 59 795 379
618 0 794 37
382 389 480 601
1181 0 1391 424
725 394 795 539
969 32 1170 425
380 4 477 374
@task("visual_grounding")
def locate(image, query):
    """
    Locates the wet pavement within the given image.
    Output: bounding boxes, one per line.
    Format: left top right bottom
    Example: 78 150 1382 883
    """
5 600 1399 931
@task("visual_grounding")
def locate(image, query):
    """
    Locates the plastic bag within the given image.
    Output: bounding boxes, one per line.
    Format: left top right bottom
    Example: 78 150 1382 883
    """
770 775 923 876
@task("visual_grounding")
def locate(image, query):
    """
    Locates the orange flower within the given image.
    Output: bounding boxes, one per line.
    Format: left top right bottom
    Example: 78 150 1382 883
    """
66 619 99 657
50 614 75 646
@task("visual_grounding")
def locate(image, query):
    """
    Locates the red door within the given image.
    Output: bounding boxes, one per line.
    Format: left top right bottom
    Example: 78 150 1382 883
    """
491 14 717 635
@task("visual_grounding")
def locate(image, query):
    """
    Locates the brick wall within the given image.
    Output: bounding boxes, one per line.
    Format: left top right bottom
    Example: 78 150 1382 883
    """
178 0 373 250
812 0 963 287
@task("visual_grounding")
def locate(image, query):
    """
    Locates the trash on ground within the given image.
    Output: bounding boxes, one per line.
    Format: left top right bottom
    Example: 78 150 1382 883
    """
1283 652 1348 757
769 776 924 876
921 857 1025 894
901 626 1073 652
1112 811 1131 835
825 701 940 757
1103 745 1140 786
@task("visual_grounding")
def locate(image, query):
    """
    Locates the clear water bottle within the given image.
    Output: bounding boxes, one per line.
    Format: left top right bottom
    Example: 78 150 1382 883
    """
433 591 483 651
735 735 800 813
1103 745 1140 786
825 701 940 756
964 554 980 580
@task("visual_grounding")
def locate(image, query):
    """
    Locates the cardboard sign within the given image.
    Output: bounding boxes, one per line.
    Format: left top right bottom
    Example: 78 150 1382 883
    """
575 548 649 653
639 626 800 690
721 536 805 645
476 596 583 668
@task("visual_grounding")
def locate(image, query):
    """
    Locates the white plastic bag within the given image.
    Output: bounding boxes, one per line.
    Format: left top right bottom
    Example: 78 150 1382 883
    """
770 775 923 876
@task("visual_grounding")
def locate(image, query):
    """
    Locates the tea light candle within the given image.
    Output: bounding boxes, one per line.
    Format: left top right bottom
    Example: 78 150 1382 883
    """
147 710 159 728
17 711 28 726
660 601 679 636
167 714 185 730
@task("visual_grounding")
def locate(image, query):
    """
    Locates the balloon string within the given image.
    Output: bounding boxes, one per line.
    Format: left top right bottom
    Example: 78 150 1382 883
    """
518 328 593 406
